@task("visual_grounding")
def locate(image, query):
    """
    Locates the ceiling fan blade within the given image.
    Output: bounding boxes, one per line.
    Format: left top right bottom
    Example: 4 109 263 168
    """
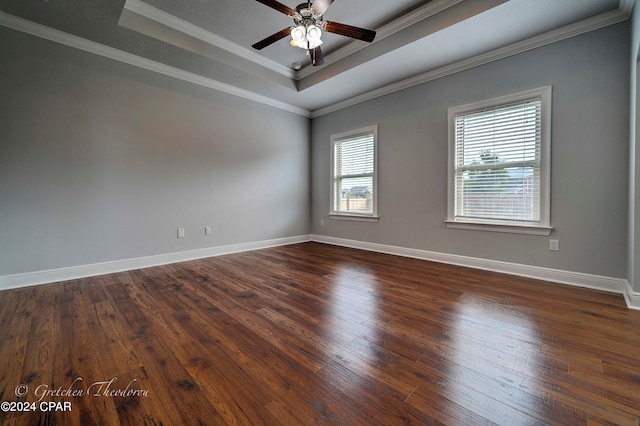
254 0 296 16
312 0 334 15
325 21 376 43
252 27 292 50
311 46 324 66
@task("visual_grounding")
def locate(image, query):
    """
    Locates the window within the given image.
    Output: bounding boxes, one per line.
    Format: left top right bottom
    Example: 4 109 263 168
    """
446 87 552 235
330 125 378 221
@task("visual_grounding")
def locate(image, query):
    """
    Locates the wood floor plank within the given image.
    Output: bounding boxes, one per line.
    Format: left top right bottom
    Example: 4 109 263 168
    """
2 242 640 425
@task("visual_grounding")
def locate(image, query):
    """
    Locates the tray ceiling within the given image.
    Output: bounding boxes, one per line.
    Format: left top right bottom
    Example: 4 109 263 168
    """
0 0 628 116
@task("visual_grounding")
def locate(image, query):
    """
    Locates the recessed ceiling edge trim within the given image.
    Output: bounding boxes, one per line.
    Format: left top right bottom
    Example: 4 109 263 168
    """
296 0 464 79
0 12 311 117
122 0 465 81
310 7 630 118
122 0 295 78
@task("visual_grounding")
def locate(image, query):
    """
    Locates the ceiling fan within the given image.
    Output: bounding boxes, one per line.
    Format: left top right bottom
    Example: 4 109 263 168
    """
252 0 377 67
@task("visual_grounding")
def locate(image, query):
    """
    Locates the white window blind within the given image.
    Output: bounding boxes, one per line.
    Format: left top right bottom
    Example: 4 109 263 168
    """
447 86 551 234
331 126 377 216
454 98 541 222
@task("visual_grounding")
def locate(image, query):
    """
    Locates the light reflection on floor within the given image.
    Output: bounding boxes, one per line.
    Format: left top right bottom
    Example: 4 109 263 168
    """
432 293 545 424
314 259 565 423
322 263 381 372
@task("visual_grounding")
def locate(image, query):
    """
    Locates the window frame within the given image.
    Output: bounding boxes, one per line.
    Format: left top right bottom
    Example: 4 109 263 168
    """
446 86 552 236
329 125 379 222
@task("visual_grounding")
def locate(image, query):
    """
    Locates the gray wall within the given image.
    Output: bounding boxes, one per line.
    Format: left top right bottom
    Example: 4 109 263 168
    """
0 27 310 276
0 21 632 282
311 22 630 279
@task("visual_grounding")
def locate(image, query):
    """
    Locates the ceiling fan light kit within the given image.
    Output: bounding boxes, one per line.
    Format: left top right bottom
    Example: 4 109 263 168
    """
290 23 323 50
252 0 376 67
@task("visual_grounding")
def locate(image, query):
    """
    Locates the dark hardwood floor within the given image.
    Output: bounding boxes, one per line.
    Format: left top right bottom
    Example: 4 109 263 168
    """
1 242 640 425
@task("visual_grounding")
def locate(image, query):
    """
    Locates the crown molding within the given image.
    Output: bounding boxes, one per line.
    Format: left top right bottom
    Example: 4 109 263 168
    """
376 0 464 39
0 12 310 117
311 8 630 118
122 0 294 78
1 2 629 120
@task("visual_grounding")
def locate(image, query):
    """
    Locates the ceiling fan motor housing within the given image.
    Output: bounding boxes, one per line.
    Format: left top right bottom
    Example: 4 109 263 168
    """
293 3 323 26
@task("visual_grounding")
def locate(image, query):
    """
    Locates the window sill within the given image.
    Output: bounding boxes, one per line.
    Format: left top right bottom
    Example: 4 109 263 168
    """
330 214 379 223
445 220 552 236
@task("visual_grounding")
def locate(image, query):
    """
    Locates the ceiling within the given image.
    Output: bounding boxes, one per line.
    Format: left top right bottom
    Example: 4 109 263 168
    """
0 0 631 116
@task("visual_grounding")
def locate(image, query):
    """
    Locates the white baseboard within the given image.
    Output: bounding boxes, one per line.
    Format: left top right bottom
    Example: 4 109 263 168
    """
4 233 638 311
311 234 635 308
624 282 640 310
0 235 311 291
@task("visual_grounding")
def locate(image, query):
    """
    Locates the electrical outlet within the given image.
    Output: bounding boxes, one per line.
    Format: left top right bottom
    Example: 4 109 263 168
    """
177 228 185 238
320 220 324 226
205 226 212 235
549 239 559 251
